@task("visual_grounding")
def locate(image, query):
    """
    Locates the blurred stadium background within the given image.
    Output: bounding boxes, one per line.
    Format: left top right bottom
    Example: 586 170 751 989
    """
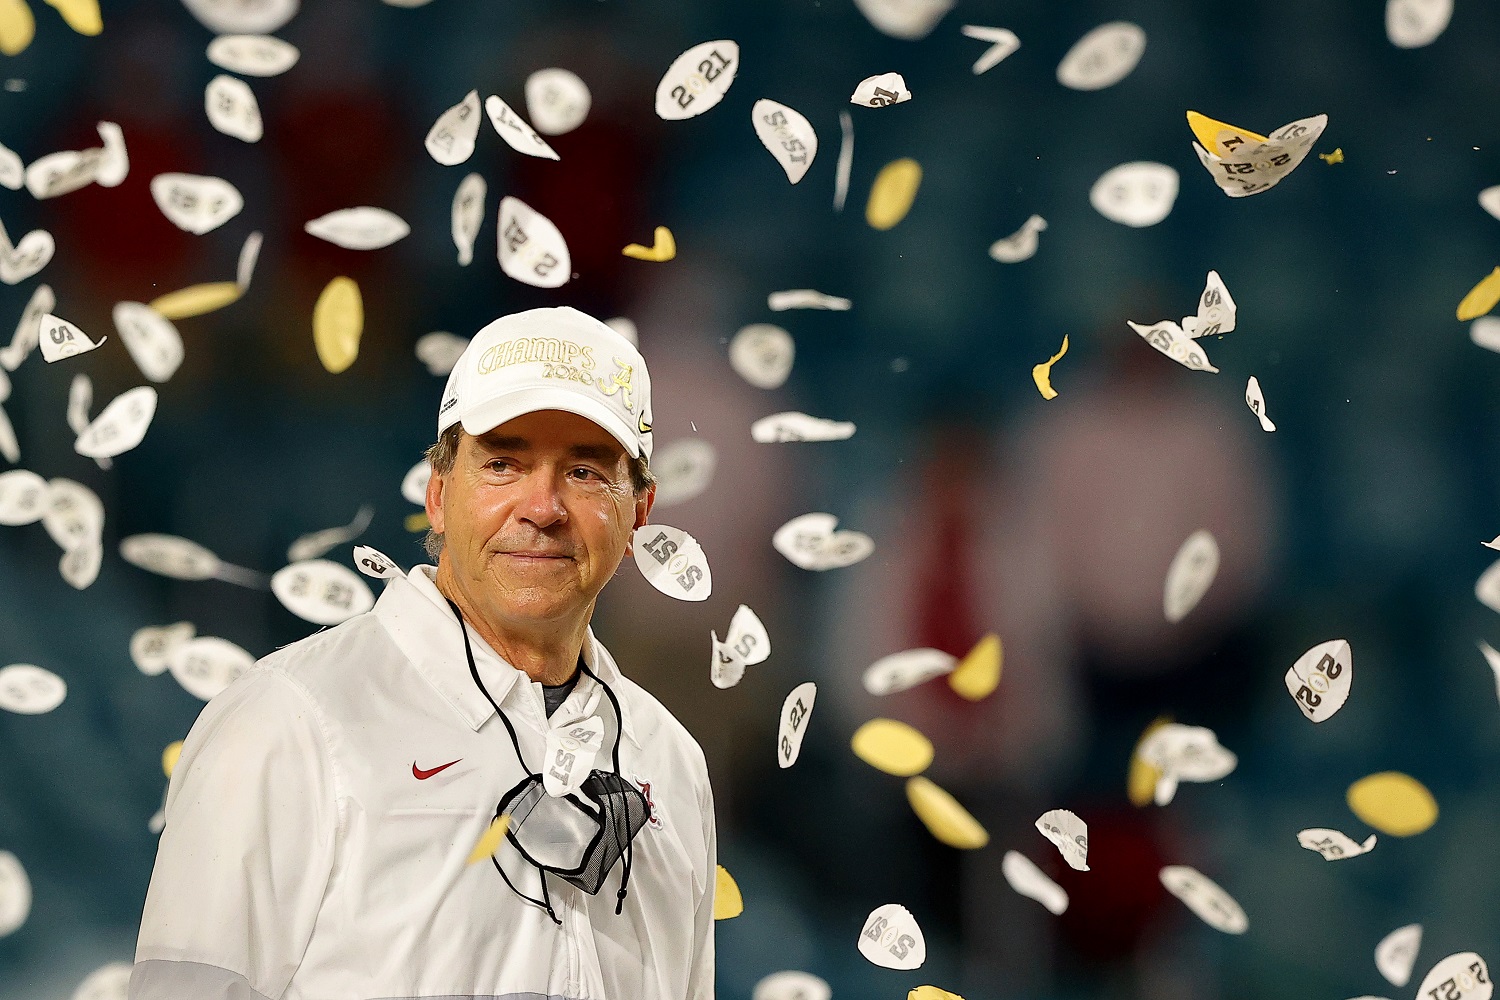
2 0 1500 997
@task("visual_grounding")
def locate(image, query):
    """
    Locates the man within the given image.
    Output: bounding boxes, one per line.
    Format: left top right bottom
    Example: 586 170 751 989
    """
130 306 717 1000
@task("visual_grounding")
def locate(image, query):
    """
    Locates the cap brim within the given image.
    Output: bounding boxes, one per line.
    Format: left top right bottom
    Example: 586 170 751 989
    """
458 386 642 459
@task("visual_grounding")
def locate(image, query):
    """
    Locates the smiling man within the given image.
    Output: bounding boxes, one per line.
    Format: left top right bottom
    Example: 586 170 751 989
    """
131 307 717 1000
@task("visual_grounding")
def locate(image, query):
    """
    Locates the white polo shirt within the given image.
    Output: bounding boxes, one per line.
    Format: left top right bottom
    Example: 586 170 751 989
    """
130 566 716 1000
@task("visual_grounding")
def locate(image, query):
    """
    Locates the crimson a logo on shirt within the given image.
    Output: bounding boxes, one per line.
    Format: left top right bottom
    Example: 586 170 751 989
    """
631 773 664 830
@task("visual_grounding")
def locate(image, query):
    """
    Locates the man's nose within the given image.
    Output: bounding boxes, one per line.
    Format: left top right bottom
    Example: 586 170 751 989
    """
515 467 568 527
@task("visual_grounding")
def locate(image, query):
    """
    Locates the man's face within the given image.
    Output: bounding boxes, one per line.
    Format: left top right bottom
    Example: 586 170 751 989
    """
426 409 653 632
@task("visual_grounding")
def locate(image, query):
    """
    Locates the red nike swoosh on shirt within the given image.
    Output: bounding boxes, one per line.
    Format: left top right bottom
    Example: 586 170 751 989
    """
412 759 461 780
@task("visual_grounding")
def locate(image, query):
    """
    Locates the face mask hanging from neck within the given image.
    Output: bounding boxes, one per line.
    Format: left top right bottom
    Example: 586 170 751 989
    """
446 600 650 924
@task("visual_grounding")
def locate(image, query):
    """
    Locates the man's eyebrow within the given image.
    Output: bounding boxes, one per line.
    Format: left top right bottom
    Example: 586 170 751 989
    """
473 435 620 464
476 435 530 453
567 443 623 464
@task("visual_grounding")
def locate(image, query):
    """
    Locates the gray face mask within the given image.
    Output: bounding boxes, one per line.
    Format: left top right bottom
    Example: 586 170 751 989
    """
447 600 649 924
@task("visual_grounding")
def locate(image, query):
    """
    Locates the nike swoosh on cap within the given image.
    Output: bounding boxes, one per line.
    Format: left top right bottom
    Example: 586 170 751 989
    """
412 759 461 780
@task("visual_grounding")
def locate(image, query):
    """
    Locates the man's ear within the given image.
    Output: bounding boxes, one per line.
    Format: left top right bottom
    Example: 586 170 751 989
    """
424 462 447 535
624 483 655 556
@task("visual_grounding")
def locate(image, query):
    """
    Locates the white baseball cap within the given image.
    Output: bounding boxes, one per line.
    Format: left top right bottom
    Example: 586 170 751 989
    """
438 306 653 461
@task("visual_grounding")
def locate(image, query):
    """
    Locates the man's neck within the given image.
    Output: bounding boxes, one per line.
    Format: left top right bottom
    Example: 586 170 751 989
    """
433 564 586 686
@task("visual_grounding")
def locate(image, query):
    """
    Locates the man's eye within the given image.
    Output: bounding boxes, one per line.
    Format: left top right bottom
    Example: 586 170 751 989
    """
487 459 517 473
570 467 603 481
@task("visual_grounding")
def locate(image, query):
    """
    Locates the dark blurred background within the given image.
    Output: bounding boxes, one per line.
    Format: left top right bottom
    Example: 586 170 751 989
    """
3 0 1500 997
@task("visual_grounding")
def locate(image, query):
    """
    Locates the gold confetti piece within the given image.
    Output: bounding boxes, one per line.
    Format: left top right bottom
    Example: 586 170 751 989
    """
910 987 965 1000
1347 772 1438 837
1318 147 1344 164
906 775 989 849
405 512 430 532
312 276 363 374
865 157 922 231
42 0 99 34
465 813 510 864
713 864 743 919
621 226 676 262
948 633 1002 700
851 718 934 776
1457 267 1500 321
1127 714 1172 807
149 282 243 320
1031 336 1068 399
0 0 34 55
161 740 183 778
1184 110 1267 157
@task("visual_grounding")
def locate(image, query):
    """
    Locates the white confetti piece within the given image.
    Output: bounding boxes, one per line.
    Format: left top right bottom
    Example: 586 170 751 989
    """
1386 0 1452 48
768 289 851 311
206 33 298 76
727 604 770 665
130 622 196 676
1471 316 1500 353
484 95 558 161
451 171 485 266
1191 114 1327 199
1415 954 1492 1000
1127 320 1219 373
1245 376 1276 431
988 214 1046 263
37 313 101 363
853 0 951 40
415 331 468 376
751 411 855 443
0 142 21 190
0 284 52 370
42 479 102 554
167 635 252 700
149 173 244 235
1137 723 1237 805
120 533 222 580
543 715 604 797
850 72 911 107
709 630 745 690
75 386 157 459
1159 865 1247 934
650 438 717 507
1002 850 1069 914
1056 22 1147 91
0 851 31 936
25 147 103 199
65 372 88 434
1091 161 1179 227
776 681 816 768
834 111 853 212
961 25 1020 74
181 0 297 32
751 99 817 183
1183 269 1237 337
1375 923 1422 988
1478 641 1500 704
70 961 132 1000
236 230 262 290
0 402 14 464
1297 827 1376 860
59 536 102 590
0 220 53 285
1036 808 1089 871
753 971 831 1000
0 664 65 714
633 524 712 601
863 648 956 696
857 902 925 969
1480 187 1500 222
271 559 375 625
774 512 874 571
497 196 571 288
1477 559 1500 614
0 469 46 525
352 544 401 580
304 206 410 250
426 90 482 165
207 75 263 145
1163 529 1219 623
113 302 184 383
95 122 128 188
401 460 431 505
287 505 373 562
525 68 590 136
604 317 638 345
1284 638 1353 723
729 324 794 389
655 40 739 121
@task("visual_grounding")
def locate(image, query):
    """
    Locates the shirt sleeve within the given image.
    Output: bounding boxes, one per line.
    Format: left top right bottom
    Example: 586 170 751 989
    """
685 771 717 1000
130 667 339 1000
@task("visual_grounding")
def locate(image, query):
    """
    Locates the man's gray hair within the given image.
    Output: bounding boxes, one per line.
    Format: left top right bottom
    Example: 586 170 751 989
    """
421 424 656 560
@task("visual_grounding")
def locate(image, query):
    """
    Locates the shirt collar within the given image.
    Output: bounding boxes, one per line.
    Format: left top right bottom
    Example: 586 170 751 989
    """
374 566 637 747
